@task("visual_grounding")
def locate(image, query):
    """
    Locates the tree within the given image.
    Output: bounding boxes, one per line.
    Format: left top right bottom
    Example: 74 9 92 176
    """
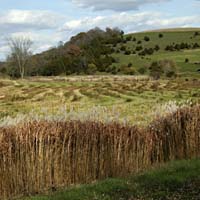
149 61 163 79
144 36 150 41
149 59 177 79
87 63 97 74
7 37 33 79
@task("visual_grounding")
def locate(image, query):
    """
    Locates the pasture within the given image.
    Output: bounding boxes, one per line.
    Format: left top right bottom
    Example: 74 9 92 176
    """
111 29 200 76
0 75 199 125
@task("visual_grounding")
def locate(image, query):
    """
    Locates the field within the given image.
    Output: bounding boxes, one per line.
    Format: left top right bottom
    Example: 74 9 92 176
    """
0 29 200 200
111 29 200 76
0 75 200 126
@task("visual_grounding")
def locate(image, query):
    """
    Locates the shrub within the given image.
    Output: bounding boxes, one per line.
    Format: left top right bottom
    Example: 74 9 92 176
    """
87 63 97 74
132 37 136 42
154 45 160 51
138 67 147 74
193 43 200 49
137 40 142 44
159 33 163 38
120 65 135 75
149 61 163 79
149 59 177 79
165 45 174 51
125 50 131 55
194 31 199 36
135 46 143 51
126 35 132 41
106 65 119 74
185 58 189 63
120 46 126 51
144 36 150 42
128 62 133 67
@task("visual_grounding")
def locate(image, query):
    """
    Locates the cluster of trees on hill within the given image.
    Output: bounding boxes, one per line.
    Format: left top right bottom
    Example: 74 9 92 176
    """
165 42 200 51
1 28 200 79
2 27 124 78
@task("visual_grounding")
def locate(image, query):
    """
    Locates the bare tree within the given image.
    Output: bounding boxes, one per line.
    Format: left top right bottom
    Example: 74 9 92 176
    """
7 37 33 79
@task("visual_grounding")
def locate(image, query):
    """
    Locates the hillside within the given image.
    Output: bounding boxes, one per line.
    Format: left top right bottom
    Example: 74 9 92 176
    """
3 27 200 78
110 28 200 75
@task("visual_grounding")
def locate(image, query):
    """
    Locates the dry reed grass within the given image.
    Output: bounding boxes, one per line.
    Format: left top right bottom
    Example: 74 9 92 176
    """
0 105 199 199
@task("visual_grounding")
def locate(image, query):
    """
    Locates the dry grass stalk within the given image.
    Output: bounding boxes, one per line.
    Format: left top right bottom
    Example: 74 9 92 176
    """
0 105 199 199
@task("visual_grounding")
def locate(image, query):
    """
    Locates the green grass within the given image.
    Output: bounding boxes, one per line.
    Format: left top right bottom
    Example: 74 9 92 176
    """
111 29 200 75
22 159 200 200
0 76 199 125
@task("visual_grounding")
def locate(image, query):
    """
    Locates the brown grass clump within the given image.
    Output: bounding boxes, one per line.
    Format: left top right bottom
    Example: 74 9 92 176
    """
0 105 199 199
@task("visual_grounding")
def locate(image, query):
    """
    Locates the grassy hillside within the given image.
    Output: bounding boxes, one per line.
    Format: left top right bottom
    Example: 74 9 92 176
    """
111 28 200 75
23 159 200 200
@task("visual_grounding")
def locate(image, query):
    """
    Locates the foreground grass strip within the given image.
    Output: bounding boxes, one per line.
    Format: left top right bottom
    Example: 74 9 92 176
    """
24 159 200 200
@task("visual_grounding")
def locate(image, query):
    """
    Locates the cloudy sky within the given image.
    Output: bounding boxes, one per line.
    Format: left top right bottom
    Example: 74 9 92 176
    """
0 0 200 60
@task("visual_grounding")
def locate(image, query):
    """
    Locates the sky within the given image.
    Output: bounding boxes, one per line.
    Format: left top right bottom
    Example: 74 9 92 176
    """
0 0 200 60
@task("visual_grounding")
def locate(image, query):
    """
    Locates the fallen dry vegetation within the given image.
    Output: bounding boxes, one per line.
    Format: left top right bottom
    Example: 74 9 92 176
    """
0 104 199 199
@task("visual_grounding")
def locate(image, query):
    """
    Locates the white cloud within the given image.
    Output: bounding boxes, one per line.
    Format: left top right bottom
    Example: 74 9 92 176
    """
72 0 170 11
61 12 200 34
0 10 64 34
0 10 66 60
1 8 200 60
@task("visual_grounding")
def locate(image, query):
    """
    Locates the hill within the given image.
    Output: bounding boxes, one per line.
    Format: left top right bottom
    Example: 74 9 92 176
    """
141 27 200 32
110 28 200 76
3 27 200 77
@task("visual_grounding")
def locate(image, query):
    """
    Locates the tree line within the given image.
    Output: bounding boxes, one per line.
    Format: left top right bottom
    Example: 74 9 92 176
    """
1 27 124 78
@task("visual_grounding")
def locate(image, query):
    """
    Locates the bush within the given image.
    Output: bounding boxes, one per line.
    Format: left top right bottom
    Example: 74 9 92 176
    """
154 45 160 51
87 63 97 74
144 36 150 42
126 35 132 41
185 58 189 63
125 50 131 55
149 59 177 79
193 43 200 49
120 46 126 51
165 45 174 51
159 33 163 38
128 62 132 67
132 37 136 42
120 65 135 75
135 46 143 51
106 65 119 74
149 61 163 79
137 40 142 44
138 67 147 74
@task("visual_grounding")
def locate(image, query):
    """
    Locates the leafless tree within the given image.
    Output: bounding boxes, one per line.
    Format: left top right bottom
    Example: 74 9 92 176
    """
7 37 33 79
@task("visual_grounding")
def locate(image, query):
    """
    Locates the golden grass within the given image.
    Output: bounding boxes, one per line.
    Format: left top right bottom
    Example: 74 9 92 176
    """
0 105 199 199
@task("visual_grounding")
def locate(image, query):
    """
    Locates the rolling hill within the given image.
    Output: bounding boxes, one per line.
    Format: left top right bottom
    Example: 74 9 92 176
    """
110 28 200 76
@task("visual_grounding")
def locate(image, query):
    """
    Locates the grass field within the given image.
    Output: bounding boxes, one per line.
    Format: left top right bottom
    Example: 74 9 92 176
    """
23 159 200 200
111 29 200 75
0 29 200 200
0 75 199 125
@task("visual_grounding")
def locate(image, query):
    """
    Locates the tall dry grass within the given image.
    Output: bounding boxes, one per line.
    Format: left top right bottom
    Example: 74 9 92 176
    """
0 105 199 199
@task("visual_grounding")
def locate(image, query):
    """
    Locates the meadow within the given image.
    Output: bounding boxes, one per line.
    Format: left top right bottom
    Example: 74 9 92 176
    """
0 75 199 125
111 29 200 76
0 28 200 200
